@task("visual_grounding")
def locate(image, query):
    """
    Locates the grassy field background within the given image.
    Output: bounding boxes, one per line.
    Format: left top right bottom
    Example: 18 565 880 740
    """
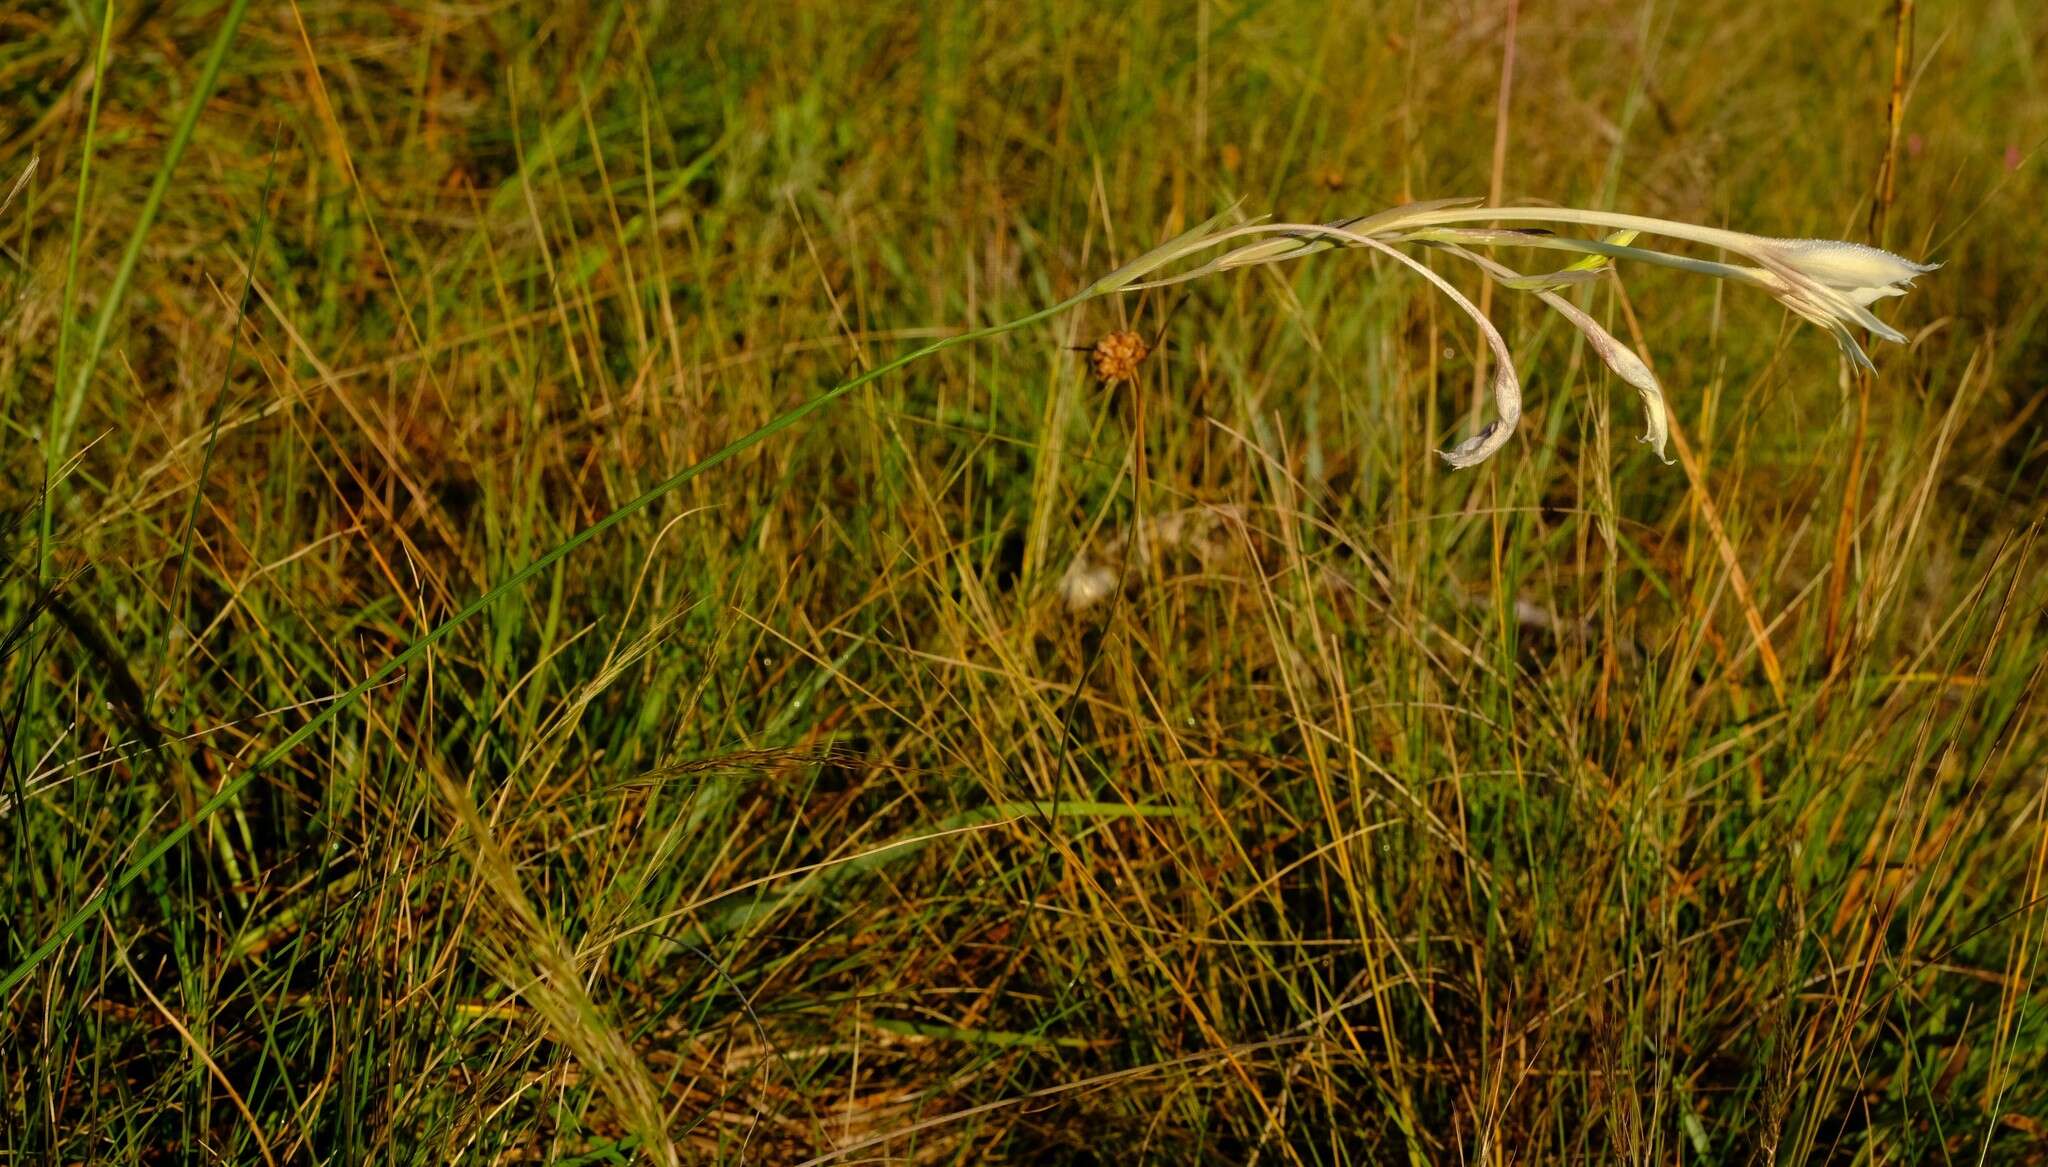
5 0 2048 1162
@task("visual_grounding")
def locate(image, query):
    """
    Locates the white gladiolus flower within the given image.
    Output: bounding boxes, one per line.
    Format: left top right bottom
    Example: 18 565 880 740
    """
1383 206 1939 373
1094 203 1939 467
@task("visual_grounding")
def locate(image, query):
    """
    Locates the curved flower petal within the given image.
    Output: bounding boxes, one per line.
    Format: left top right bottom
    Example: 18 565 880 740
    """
1759 238 1940 291
1283 223 1523 467
1444 244 1671 464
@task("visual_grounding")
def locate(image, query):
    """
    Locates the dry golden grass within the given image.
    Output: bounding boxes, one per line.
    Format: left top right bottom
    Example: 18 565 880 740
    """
3 0 2047 1162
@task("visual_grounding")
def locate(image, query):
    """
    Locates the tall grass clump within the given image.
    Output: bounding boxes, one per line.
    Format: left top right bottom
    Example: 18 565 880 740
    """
3 1 2045 1163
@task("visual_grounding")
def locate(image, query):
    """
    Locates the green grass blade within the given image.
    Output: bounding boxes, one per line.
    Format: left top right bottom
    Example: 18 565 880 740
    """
0 289 1091 998
47 0 255 462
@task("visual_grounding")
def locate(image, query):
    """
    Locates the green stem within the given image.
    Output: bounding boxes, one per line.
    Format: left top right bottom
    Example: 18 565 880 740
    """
48 0 115 483
41 0 118 587
1386 205 1776 260
1390 228 1773 287
49 0 253 462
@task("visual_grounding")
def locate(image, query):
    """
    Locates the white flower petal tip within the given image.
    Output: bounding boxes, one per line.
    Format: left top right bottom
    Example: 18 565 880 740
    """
1437 427 1495 469
1439 417 1516 469
1586 331 1672 463
1764 238 1939 290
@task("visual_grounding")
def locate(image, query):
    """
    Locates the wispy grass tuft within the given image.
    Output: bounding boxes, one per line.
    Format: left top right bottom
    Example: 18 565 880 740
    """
2 2 2045 1164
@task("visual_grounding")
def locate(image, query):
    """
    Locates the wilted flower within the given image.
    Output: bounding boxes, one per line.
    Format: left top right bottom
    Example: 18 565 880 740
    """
1059 554 1120 611
1089 329 1151 383
1440 241 1672 464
